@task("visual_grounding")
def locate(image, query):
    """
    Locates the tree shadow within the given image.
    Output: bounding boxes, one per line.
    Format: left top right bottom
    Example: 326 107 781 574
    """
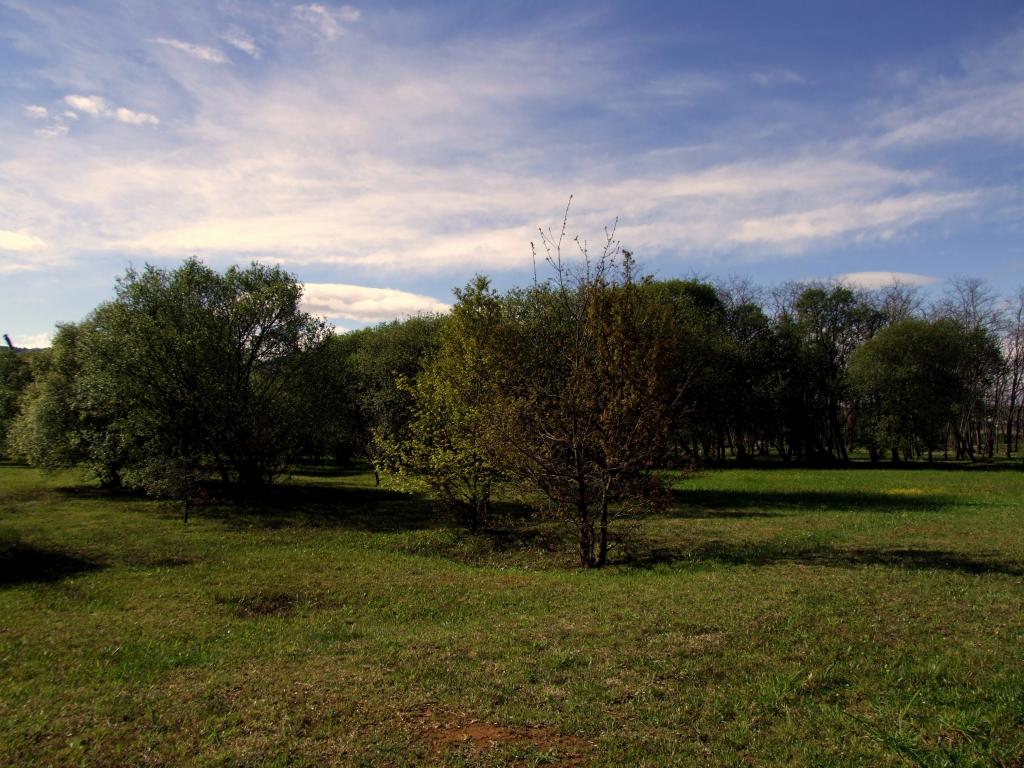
53 485 148 503
620 539 1023 576
0 543 105 587
197 480 442 532
666 488 953 517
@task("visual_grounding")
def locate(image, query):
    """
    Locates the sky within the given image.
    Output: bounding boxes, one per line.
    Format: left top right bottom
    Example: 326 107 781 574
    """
2 0 1023 346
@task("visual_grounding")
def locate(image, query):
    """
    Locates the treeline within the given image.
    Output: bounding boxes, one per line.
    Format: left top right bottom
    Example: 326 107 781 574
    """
1 251 1022 565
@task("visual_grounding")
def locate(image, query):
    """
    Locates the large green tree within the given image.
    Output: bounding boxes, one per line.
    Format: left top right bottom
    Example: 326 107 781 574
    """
13 259 329 498
850 319 970 461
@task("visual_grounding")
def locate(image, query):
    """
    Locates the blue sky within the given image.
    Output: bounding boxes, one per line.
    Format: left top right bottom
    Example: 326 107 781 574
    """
2 0 1023 344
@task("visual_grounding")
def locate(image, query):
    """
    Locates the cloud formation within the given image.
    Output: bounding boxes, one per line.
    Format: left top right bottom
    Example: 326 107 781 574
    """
2 2 1021 302
0 230 46 252
836 271 939 289
292 3 360 41
149 37 228 63
115 107 159 126
59 94 159 127
222 27 261 58
64 94 107 115
303 283 451 323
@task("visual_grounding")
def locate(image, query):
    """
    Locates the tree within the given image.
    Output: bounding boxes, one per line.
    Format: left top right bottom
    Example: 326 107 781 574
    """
850 319 969 462
788 284 883 460
380 284 504 530
341 315 443 483
6 323 126 485
454 220 677 567
0 347 33 457
12 260 330 500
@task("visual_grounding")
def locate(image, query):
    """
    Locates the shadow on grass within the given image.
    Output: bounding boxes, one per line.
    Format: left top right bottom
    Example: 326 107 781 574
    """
666 488 953 517
199 481 438 531
53 485 148 503
621 539 1024 576
0 543 105 587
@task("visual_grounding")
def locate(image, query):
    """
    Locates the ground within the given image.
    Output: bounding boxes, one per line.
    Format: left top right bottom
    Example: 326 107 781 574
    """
0 461 1022 766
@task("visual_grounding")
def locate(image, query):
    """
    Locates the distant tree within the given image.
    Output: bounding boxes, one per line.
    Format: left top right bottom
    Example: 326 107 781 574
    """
342 315 443 483
788 284 883 460
1002 288 1024 458
874 280 924 326
644 279 732 464
850 319 969 461
7 323 127 484
0 347 33 456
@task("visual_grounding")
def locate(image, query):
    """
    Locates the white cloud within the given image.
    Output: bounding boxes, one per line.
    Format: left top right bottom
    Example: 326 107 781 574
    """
64 94 108 115
647 73 723 104
62 111 79 120
33 124 69 138
1 5 1013 283
877 82 1024 146
727 192 978 248
115 107 159 126
751 69 805 87
303 283 450 323
9 332 52 349
24 105 48 119
836 271 939 289
149 37 227 63
60 94 158 128
292 4 360 41
0 229 46 252
222 27 261 58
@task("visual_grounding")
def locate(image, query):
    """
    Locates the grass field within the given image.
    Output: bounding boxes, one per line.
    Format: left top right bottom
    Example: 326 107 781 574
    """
1 461 1022 767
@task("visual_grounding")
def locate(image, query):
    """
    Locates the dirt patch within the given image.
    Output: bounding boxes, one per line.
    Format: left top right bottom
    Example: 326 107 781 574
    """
216 592 298 618
411 709 588 764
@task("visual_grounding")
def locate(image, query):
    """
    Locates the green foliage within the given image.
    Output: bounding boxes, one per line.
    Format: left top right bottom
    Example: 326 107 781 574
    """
446 252 677 567
342 315 443 475
0 348 33 455
380 279 504 530
850 319 970 459
11 259 329 498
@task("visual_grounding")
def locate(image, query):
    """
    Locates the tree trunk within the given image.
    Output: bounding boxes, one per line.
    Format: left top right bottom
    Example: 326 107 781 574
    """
577 498 595 568
597 498 610 567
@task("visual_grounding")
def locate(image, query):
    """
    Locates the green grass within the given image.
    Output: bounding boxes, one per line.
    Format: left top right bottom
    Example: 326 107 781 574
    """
1 460 1022 766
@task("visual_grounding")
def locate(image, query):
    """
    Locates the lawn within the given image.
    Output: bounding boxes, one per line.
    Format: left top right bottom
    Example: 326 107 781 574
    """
1 461 1022 766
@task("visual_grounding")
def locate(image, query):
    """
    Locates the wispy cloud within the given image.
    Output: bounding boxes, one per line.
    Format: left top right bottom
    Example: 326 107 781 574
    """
836 271 939 289
2 2 1020 291
726 192 979 249
149 37 228 63
303 283 450 323
751 69 805 87
222 26 261 59
24 105 48 119
647 73 723 104
33 124 69 139
292 4 360 41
